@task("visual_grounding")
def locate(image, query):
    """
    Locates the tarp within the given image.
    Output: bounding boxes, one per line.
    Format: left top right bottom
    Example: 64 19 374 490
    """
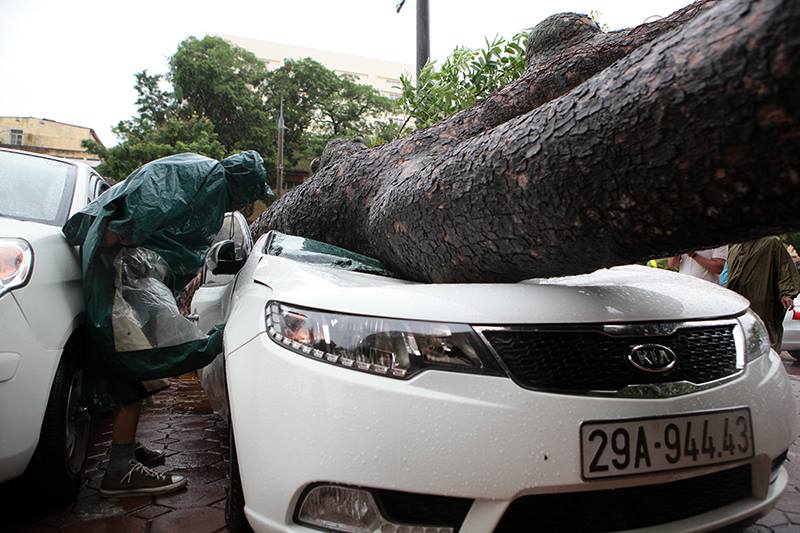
63 151 271 411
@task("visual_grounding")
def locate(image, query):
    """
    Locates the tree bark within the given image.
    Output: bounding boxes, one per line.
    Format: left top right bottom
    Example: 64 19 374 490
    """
252 0 800 283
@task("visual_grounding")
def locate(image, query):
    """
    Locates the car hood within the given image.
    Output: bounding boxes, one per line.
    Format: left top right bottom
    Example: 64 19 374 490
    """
253 257 749 325
0 216 63 240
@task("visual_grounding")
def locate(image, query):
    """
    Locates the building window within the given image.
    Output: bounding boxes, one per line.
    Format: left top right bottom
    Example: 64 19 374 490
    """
9 129 23 146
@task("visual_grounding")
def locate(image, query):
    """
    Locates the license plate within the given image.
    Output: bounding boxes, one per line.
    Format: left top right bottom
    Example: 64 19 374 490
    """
580 407 754 480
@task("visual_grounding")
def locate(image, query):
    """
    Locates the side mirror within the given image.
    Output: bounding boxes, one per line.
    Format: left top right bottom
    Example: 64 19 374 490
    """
207 239 246 275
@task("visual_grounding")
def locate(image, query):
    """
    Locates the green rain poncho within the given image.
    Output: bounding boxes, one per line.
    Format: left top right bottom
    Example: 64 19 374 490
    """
727 237 800 351
63 151 272 411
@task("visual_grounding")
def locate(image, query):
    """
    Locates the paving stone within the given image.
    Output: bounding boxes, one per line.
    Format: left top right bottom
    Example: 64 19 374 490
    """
739 525 775 533
772 526 800 533
155 482 226 508
153 436 181 445
132 503 174 519
166 451 224 469
7 525 58 533
61 515 147 533
135 428 167 441
757 509 791 527
149 506 225 533
786 511 800 524
169 438 219 452
211 497 228 509
164 429 214 441
71 494 152 520
168 462 228 485
776 489 800 513
208 476 230 489
178 418 217 430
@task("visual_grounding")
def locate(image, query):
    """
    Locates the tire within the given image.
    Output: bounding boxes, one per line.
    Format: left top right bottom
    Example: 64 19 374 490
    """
25 346 92 501
226 424 253 532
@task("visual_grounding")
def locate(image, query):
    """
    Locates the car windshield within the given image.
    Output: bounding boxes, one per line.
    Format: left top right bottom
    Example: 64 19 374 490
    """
0 150 76 226
266 231 396 277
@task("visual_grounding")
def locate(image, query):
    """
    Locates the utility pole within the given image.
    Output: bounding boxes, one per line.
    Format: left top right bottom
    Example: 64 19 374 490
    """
396 0 430 79
276 96 285 197
416 0 429 79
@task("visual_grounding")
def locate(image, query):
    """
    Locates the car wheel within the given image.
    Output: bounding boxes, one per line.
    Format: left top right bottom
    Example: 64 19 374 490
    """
789 350 800 360
25 349 92 500
226 424 253 532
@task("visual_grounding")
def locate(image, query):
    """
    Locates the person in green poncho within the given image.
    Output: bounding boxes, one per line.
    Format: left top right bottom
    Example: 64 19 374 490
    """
727 236 800 352
63 151 271 496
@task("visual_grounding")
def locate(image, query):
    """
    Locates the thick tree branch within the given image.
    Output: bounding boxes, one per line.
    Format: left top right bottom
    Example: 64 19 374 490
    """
253 0 800 283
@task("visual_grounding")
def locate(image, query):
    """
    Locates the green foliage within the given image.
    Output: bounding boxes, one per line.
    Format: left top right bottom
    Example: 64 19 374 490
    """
589 10 610 32
84 70 226 179
263 58 396 163
398 30 528 130
84 116 226 179
89 37 396 180
170 36 275 160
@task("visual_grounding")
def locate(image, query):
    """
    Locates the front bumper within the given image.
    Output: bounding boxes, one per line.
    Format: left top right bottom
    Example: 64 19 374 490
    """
227 332 798 532
0 294 61 483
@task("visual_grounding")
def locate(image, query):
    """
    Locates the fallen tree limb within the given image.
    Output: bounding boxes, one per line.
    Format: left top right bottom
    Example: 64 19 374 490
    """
253 0 800 283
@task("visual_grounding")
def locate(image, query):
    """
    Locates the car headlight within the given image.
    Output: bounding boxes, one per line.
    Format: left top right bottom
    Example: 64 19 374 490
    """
266 301 502 379
738 309 771 362
0 238 33 297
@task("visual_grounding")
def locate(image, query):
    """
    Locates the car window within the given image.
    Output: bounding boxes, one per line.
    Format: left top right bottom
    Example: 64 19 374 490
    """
0 150 77 226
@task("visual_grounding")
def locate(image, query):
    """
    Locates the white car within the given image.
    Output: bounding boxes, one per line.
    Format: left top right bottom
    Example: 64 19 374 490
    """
781 298 800 359
0 149 109 497
193 231 798 533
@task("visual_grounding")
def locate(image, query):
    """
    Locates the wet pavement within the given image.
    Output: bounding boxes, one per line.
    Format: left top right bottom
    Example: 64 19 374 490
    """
4 361 800 532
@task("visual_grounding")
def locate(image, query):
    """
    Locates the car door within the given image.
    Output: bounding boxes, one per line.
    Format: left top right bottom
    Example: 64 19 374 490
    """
191 211 253 333
191 211 253 417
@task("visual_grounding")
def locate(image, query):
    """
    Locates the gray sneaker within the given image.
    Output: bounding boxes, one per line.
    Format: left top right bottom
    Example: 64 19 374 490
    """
100 460 187 497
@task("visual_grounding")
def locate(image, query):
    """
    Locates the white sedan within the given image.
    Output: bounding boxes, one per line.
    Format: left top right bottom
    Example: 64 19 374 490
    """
193 231 798 533
0 148 110 497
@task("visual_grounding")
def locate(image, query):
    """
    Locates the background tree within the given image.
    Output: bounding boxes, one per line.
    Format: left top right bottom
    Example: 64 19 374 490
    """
263 58 396 164
88 38 395 181
169 36 275 162
83 71 225 179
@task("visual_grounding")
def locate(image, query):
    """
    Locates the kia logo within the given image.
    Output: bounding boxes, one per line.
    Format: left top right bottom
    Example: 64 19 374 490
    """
628 344 677 373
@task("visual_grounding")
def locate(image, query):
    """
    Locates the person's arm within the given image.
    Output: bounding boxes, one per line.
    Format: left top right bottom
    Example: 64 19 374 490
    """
776 240 800 306
667 255 681 270
690 253 725 275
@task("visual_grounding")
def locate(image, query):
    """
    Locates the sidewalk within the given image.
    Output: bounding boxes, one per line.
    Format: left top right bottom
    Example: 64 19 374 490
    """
6 364 800 532
7 375 230 533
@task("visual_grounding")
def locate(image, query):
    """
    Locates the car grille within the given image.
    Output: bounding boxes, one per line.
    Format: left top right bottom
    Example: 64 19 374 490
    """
494 464 752 532
481 324 738 392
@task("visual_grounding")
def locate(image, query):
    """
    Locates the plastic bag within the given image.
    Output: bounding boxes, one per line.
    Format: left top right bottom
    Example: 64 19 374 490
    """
112 247 206 352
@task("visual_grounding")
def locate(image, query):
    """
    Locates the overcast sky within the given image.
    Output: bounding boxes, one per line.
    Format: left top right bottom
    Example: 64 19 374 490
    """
0 0 690 146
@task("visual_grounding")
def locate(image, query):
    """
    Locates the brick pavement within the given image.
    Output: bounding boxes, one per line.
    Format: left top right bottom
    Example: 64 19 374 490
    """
4 363 800 532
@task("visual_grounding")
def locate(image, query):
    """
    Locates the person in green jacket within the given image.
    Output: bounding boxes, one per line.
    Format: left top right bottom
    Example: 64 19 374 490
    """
726 236 800 352
63 151 271 496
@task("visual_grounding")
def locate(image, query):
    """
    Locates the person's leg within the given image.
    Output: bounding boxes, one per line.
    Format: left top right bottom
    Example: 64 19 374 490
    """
105 401 142 480
112 401 141 444
101 399 186 497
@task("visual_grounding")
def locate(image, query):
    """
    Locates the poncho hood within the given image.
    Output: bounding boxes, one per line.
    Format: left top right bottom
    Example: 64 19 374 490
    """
222 150 273 210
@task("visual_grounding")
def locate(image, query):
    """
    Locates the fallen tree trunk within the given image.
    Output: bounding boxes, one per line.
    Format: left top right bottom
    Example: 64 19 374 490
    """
252 0 800 283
